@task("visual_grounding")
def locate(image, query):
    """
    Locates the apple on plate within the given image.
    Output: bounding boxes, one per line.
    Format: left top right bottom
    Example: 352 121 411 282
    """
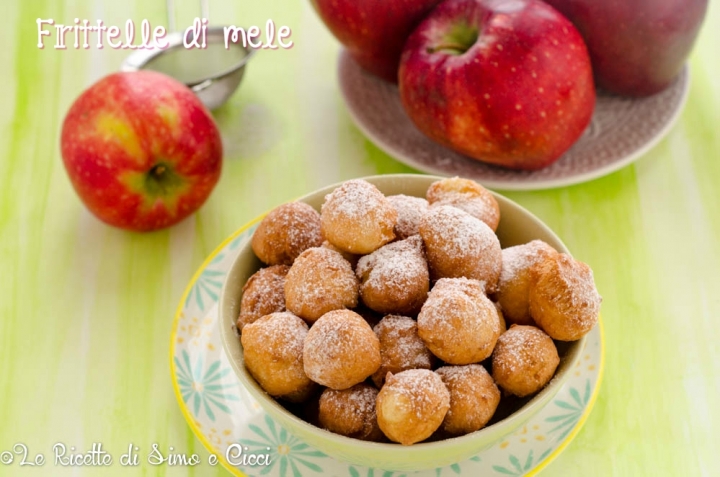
543 0 708 97
61 71 223 232
399 0 596 171
310 0 442 83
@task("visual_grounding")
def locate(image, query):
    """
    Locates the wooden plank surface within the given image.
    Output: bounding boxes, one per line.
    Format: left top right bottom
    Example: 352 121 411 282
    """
0 0 718 475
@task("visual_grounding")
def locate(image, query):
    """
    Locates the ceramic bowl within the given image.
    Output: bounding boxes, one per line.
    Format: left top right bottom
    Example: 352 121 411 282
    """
219 174 585 471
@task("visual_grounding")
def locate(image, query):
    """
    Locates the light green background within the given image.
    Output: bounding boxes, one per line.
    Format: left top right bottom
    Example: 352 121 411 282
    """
0 0 718 475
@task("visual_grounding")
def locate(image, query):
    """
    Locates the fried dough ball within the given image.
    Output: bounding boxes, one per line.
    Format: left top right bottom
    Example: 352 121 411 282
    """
303 310 381 390
436 365 501 436
419 206 502 293
372 315 435 388
492 325 559 397
320 179 397 254
417 278 502 365
237 265 289 332
356 235 429 315
387 194 429 240
495 240 558 327
284 247 359 322
322 240 359 269
427 177 500 232
529 253 601 341
241 312 316 402
376 369 450 445
251 202 323 266
318 384 384 441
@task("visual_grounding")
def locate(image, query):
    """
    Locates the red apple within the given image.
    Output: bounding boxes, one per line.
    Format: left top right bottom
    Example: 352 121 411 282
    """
61 71 222 232
399 0 595 170
543 0 708 97
310 0 442 83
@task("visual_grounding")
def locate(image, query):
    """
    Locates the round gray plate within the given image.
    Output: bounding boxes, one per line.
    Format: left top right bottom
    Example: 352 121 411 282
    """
338 50 690 191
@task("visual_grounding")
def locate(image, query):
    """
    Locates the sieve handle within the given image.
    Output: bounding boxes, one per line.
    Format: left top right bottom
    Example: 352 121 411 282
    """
166 0 210 33
200 0 210 24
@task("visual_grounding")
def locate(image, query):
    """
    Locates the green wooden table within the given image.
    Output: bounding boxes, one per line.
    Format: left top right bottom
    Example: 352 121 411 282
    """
1 0 719 475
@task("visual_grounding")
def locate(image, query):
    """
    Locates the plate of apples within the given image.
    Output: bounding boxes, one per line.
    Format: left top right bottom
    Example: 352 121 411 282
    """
313 0 704 190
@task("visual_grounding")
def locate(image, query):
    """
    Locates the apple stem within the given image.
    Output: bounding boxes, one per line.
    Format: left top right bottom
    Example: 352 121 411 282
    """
428 42 473 55
143 163 178 197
